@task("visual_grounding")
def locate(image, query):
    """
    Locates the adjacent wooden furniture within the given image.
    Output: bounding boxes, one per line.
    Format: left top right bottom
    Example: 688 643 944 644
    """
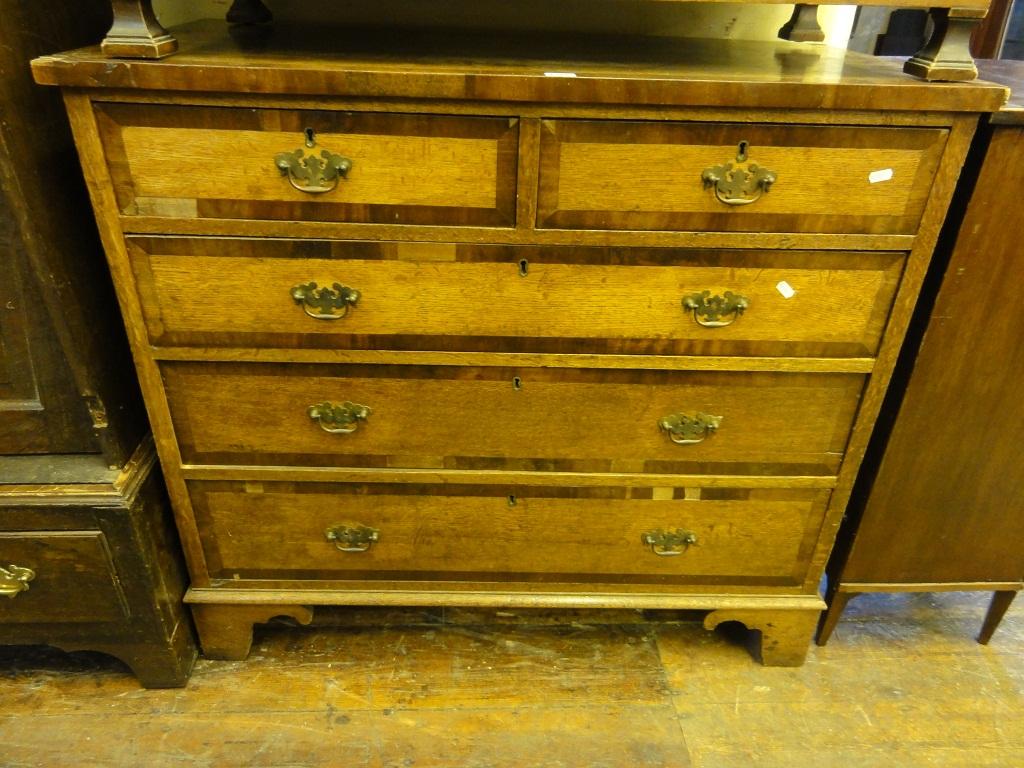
34 21 1005 666
0 0 196 686
0 442 195 687
818 61 1024 647
95 0 992 81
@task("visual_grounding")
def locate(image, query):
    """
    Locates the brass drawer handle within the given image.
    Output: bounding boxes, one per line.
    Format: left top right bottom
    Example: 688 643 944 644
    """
659 412 722 445
702 140 776 206
274 129 352 194
642 529 697 556
683 291 749 328
291 281 360 320
325 523 379 553
308 401 371 434
0 564 35 598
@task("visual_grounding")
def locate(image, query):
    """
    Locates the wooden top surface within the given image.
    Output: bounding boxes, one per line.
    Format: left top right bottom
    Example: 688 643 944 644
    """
977 60 1024 124
32 21 1006 112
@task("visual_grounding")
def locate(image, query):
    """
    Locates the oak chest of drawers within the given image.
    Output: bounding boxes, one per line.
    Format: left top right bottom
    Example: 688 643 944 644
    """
33 22 1006 665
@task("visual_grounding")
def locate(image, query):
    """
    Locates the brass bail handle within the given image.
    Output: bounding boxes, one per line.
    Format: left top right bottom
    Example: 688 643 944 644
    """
641 529 698 556
325 524 379 553
659 412 721 445
0 564 35 598
701 140 777 206
308 401 372 434
683 290 749 328
291 282 360 320
275 127 353 194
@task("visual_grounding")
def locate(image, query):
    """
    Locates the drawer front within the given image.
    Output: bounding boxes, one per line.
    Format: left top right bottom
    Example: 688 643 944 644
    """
95 103 519 226
0 531 127 624
131 237 903 358
538 120 947 234
164 363 863 476
192 481 830 586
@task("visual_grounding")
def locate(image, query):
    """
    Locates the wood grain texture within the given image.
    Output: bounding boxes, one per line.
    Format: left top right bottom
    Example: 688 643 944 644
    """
96 103 518 226
129 237 903 358
800 113 981 593
31 22 1006 112
190 481 829 586
0 532 126 623
162 362 863 476
61 92 212 586
833 122 1024 587
538 120 947 234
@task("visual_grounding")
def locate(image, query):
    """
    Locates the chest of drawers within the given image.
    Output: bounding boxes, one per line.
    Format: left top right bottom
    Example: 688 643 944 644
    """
33 22 1005 665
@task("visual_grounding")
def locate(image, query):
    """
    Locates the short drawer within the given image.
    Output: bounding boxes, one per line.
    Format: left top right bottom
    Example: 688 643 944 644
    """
95 103 519 226
191 481 830 587
0 531 127 624
164 362 863 476
131 237 903 358
538 120 947 235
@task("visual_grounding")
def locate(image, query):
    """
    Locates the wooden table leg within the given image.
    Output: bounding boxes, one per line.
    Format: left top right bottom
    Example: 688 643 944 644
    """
816 590 859 646
704 608 821 666
903 7 984 81
101 0 178 59
977 590 1018 645
778 5 826 43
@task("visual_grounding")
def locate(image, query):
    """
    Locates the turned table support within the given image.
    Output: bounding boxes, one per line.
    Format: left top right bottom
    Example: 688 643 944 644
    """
778 5 826 43
904 7 985 81
102 0 273 59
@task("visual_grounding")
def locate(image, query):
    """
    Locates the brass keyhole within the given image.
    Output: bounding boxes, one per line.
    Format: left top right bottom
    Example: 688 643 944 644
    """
512 376 523 390
304 127 316 147
508 495 518 507
518 259 529 277
736 140 749 162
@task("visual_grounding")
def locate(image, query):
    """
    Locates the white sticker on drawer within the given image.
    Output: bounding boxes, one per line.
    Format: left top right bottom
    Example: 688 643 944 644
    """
776 281 796 299
869 168 894 184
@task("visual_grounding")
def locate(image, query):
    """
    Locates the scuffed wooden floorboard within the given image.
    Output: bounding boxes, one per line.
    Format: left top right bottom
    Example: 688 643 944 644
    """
0 592 1020 767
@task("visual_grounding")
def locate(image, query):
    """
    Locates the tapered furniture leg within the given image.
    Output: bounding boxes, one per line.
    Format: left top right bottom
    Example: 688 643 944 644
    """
192 604 314 660
704 609 820 666
903 7 984 81
816 591 859 646
977 590 1018 644
102 0 178 59
227 0 274 25
778 5 826 43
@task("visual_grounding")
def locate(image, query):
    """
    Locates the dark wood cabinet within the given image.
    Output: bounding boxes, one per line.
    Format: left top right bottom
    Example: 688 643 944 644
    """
818 61 1024 646
0 0 196 686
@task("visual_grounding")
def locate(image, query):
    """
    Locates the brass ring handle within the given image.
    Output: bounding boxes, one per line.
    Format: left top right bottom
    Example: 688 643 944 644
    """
659 412 721 445
274 148 352 194
683 291 749 328
702 140 776 207
308 401 371 434
325 523 379 553
291 282 360 320
642 529 697 556
0 564 35 598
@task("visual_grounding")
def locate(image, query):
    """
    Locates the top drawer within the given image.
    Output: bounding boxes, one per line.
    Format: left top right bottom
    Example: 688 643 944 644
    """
537 120 948 235
94 103 519 227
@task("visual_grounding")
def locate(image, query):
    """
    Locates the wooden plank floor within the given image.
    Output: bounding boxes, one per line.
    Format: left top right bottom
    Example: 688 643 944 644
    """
1 591 1021 767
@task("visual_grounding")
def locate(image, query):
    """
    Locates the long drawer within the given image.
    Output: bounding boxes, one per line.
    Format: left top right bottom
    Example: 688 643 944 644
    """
191 481 830 586
538 120 948 234
131 237 903 358
94 103 519 226
163 363 863 476
0 531 127 623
